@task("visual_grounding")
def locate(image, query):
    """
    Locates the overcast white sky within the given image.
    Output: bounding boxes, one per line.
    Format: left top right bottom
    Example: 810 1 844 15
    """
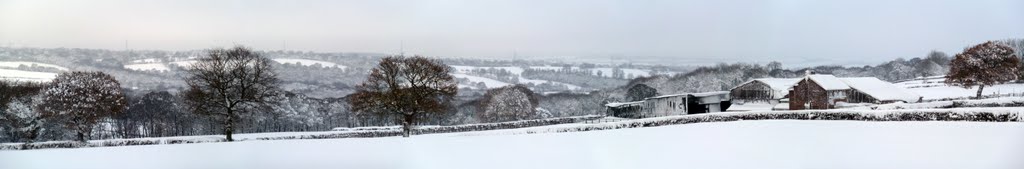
1 0 1022 66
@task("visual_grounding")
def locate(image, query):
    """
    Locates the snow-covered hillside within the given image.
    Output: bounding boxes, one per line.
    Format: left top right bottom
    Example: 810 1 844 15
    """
0 69 57 82
2 120 1021 169
273 58 347 69
121 58 348 72
123 63 170 72
0 61 68 71
451 73 582 90
896 76 1024 100
452 73 511 89
450 65 651 90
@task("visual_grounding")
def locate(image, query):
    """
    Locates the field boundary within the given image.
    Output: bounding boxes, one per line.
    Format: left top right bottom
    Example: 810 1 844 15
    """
3 107 1021 150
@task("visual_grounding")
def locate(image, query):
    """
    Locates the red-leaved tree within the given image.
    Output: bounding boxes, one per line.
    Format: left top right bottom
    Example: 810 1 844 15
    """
945 41 1021 98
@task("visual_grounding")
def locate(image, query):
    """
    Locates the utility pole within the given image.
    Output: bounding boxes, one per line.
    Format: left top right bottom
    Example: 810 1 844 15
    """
399 41 405 56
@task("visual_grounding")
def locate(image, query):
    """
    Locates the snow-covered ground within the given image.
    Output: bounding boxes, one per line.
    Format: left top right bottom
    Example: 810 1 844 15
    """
844 97 1024 110
896 77 1024 100
2 120 1021 169
0 68 57 82
727 103 786 112
452 73 511 89
123 63 171 72
906 83 1024 100
452 73 582 90
0 61 68 71
168 60 197 67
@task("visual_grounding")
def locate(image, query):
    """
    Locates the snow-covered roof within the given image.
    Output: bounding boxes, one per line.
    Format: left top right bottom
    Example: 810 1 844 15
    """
647 93 688 99
840 77 921 102
806 74 850 90
756 78 801 91
690 91 730 97
730 78 800 99
604 101 643 107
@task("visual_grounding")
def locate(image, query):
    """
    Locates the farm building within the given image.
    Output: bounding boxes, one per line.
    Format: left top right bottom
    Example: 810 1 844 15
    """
839 77 922 104
789 75 921 110
605 91 732 118
730 78 801 103
789 75 851 110
604 101 643 118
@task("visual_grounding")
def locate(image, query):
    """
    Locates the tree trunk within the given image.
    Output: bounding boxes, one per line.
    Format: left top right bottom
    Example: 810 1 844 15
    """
976 85 985 99
402 114 414 137
76 131 86 143
224 115 235 142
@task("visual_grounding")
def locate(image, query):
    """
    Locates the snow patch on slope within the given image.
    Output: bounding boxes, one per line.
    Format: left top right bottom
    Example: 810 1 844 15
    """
452 73 510 89
123 63 170 72
0 61 68 71
0 69 57 82
897 77 1024 100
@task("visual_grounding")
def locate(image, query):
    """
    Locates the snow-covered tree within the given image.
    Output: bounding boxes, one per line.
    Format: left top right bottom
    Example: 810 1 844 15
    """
0 96 45 143
625 83 658 101
612 67 625 79
918 51 949 78
998 39 1024 81
39 71 127 142
767 61 782 71
349 56 457 137
183 46 281 141
945 41 1021 98
477 85 539 123
0 81 46 143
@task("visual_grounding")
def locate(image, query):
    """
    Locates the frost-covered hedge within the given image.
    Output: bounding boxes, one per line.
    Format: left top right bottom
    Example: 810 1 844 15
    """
0 136 227 150
459 108 1022 136
1 115 603 150
255 115 604 140
859 97 1024 110
5 108 1020 150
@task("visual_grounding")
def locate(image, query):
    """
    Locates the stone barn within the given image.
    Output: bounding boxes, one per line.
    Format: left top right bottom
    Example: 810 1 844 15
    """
789 75 921 110
789 74 851 110
730 78 800 103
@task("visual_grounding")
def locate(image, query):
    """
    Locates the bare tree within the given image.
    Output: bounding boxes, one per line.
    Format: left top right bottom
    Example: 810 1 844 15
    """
945 41 1021 98
349 56 457 137
183 46 280 141
477 85 539 123
625 83 658 101
919 51 948 78
38 71 126 142
767 61 782 71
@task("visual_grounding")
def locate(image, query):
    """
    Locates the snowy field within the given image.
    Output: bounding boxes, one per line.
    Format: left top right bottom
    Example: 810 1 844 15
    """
452 73 582 90
896 77 1024 100
1 120 1021 169
0 61 68 71
123 63 171 72
0 68 57 82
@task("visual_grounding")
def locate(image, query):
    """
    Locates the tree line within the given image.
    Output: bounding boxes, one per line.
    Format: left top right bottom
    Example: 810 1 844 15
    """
1 46 553 142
